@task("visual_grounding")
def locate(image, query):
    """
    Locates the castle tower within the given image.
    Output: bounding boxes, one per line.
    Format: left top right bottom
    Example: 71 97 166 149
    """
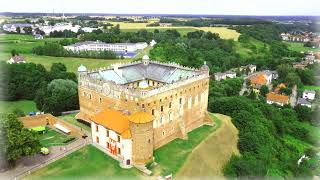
77 64 87 81
128 111 154 165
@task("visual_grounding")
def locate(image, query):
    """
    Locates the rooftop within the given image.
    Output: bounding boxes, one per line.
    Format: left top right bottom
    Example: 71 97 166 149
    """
297 98 311 105
266 92 289 104
92 109 129 134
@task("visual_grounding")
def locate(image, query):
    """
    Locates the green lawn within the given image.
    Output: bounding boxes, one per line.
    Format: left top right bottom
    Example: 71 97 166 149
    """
303 85 320 91
0 100 38 114
284 41 320 52
38 128 74 147
153 113 222 176
0 52 133 73
25 145 143 180
59 113 91 132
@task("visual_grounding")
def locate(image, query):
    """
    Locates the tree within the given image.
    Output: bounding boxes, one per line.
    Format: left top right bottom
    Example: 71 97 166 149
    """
260 85 269 97
11 49 18 57
2 114 41 166
37 79 79 115
285 72 302 88
294 105 312 122
22 27 33 34
12 108 25 117
16 27 21 33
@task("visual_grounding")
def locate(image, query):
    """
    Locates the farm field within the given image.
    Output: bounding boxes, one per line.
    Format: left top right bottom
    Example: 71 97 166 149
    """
0 52 132 73
107 22 240 40
25 145 143 180
38 128 74 147
153 113 223 176
59 113 91 132
284 41 320 52
0 100 38 114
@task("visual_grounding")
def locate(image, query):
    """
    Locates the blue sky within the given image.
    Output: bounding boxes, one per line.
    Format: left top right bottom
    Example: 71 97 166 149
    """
2 0 320 16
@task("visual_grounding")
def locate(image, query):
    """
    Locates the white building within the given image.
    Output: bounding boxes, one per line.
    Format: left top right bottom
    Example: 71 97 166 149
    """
39 23 80 35
303 90 316 100
150 39 157 47
64 41 148 53
2 23 33 33
7 56 26 64
225 71 237 78
91 109 133 167
214 71 236 81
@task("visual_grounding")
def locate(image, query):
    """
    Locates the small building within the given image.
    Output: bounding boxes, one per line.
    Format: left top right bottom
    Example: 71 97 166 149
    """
34 34 44 40
225 71 237 79
266 92 289 106
248 73 267 90
302 90 316 100
214 72 226 81
150 40 157 47
7 56 26 64
297 98 312 108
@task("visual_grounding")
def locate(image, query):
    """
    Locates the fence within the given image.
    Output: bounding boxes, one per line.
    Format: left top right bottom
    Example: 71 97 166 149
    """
13 140 89 180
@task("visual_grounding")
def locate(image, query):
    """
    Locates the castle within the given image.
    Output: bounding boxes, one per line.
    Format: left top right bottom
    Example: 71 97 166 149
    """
76 55 212 168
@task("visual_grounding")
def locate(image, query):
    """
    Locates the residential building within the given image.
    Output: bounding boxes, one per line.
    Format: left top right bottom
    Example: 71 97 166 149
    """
303 90 316 100
225 71 237 78
2 23 33 33
150 39 157 47
266 92 289 106
7 56 26 64
76 55 212 167
214 71 236 81
297 98 312 108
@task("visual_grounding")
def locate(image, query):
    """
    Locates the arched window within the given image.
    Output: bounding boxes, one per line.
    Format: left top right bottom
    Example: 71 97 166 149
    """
169 112 173 122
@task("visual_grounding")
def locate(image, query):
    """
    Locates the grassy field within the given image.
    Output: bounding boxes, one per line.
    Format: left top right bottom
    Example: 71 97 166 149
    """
0 100 38 114
153 113 222 176
25 145 143 180
175 114 239 178
0 52 132 73
303 85 320 90
59 113 91 132
38 128 73 147
284 41 320 52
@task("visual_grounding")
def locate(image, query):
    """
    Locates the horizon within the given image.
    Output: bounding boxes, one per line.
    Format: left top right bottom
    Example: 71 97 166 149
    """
2 0 320 16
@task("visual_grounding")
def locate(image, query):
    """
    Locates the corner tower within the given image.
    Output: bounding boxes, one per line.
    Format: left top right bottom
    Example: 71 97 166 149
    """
128 111 154 165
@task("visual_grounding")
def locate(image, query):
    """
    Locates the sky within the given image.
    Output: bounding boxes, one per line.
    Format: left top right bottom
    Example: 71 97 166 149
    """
2 0 320 16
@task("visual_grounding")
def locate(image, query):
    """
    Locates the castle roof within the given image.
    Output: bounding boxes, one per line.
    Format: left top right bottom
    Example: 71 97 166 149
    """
92 109 129 134
128 111 153 124
90 61 200 85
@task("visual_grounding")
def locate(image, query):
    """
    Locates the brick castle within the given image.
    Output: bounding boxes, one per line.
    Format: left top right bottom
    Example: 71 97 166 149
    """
76 55 212 168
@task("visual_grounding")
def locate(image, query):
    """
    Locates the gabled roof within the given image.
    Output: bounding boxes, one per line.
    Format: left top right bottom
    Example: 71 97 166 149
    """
11 56 25 62
297 98 311 105
266 92 289 104
92 109 129 134
249 74 267 86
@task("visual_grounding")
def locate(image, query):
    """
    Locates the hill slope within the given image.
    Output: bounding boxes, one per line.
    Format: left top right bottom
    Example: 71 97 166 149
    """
175 114 239 179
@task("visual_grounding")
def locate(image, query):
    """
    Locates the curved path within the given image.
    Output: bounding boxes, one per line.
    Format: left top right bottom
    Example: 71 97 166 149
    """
175 114 239 179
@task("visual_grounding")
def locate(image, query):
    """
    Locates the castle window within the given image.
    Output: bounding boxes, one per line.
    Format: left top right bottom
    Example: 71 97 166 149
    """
169 102 172 108
137 103 139 106
106 130 109 137
118 148 121 155
142 104 145 108
99 97 102 103
160 99 162 102
160 116 163 124
96 125 99 132
117 135 121 143
161 105 163 112
162 131 165 136
83 92 86 96
169 112 173 122
107 142 110 149
152 109 155 116
179 98 182 105
96 136 99 143
89 94 92 100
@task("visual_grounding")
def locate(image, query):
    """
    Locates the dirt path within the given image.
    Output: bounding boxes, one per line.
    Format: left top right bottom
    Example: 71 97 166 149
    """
175 114 239 179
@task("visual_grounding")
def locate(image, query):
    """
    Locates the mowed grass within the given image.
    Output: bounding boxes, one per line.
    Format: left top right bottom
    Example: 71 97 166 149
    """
175 114 239 178
303 85 320 90
0 52 132 73
25 145 143 180
0 100 38 114
153 113 222 176
59 113 91 132
38 128 73 147
284 41 320 52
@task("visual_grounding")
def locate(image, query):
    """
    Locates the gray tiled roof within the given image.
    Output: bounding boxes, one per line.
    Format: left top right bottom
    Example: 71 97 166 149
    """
89 62 200 84
297 98 311 105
